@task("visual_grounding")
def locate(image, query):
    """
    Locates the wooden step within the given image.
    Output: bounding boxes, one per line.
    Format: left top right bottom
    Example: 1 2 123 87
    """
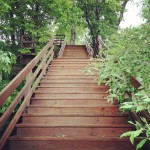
50 66 87 70
63 54 88 56
44 71 94 74
52 58 93 63
16 124 133 137
39 83 100 87
46 71 87 76
61 55 89 57
50 64 88 67
36 87 108 93
40 79 98 84
22 116 129 125
9 136 137 150
43 75 99 79
35 91 108 95
40 80 99 84
33 93 108 99
30 99 112 106
26 106 125 116
63 55 88 58
51 61 90 63
9 136 136 150
63 53 88 55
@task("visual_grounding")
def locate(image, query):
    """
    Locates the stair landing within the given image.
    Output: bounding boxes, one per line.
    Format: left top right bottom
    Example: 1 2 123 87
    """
8 45 136 150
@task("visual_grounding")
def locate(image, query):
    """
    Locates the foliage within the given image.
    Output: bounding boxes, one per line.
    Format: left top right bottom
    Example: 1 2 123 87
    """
77 0 129 56
55 0 86 44
0 50 16 82
0 0 77 52
18 48 31 54
121 118 150 150
142 0 150 23
85 24 150 148
0 50 17 115
0 79 25 116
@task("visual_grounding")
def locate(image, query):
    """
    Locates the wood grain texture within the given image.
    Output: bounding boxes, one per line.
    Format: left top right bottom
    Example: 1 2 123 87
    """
8 45 136 150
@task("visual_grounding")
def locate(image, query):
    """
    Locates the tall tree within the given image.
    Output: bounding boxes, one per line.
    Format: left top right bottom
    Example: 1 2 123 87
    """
77 0 129 56
55 0 85 45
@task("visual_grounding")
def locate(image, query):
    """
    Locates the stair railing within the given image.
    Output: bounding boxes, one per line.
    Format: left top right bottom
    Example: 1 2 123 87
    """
54 34 66 45
85 35 94 57
129 76 150 150
57 35 66 58
0 39 55 149
85 35 109 57
96 35 109 51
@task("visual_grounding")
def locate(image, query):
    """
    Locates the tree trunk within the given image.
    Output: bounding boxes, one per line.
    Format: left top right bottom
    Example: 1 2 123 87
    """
9 10 16 51
70 26 76 45
118 0 129 27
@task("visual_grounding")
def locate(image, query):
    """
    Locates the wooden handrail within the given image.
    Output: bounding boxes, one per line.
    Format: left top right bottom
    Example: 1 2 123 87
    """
57 36 66 58
0 39 55 149
130 76 141 89
85 35 94 57
85 35 109 57
97 35 109 50
54 34 66 46
129 75 150 123
129 76 150 149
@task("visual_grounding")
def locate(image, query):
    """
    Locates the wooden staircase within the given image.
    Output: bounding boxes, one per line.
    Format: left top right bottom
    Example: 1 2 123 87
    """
8 45 137 150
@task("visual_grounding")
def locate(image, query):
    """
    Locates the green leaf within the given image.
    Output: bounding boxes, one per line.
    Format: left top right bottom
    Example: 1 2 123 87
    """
133 130 142 138
130 132 135 144
136 139 147 150
146 129 150 138
120 131 133 138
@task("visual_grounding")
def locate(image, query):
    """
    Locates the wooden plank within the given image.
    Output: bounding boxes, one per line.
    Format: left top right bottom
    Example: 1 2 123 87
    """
9 138 136 150
36 87 108 93
49 67 88 70
62 54 88 58
130 76 141 89
140 110 150 123
46 72 95 76
16 123 134 130
33 93 108 99
43 75 98 79
9 135 133 141
22 116 128 125
16 126 133 137
50 63 90 66
39 84 103 87
40 79 98 84
16 124 132 128
54 58 89 61
27 107 123 116
63 57 89 59
31 99 111 107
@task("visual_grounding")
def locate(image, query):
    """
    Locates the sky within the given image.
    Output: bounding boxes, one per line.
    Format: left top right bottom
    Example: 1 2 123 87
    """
120 0 144 28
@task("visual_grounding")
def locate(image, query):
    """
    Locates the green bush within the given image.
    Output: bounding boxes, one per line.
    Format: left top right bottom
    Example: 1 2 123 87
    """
85 25 150 149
